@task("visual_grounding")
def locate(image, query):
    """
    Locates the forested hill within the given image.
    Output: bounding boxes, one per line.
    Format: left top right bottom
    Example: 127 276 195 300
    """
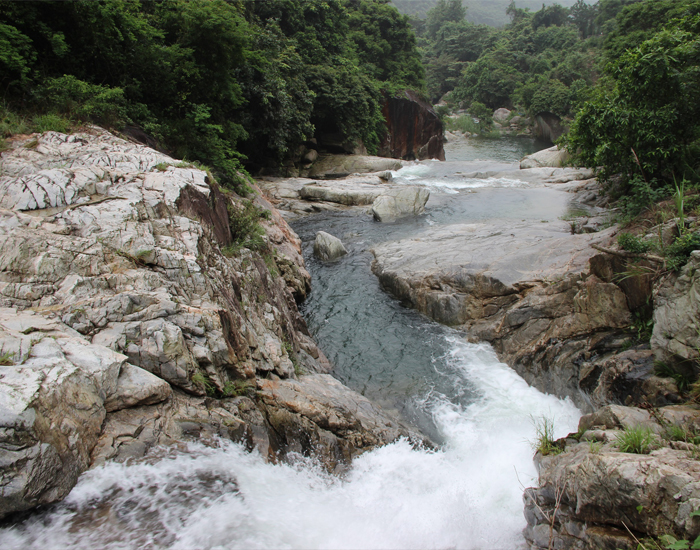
392 0 578 27
0 0 424 190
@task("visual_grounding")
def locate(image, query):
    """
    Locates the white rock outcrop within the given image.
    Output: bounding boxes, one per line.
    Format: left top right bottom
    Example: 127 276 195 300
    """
520 145 570 169
313 231 347 261
371 187 430 222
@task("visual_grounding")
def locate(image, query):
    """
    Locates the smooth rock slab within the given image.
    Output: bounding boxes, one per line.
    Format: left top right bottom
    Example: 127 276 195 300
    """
520 145 570 169
371 187 430 222
313 231 347 261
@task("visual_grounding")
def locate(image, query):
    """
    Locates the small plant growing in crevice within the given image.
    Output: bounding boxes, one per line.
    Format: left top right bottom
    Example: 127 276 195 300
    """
655 362 694 392
191 372 216 396
532 417 563 456
283 340 303 376
0 350 14 366
222 379 254 398
153 162 171 171
223 199 269 257
615 426 659 454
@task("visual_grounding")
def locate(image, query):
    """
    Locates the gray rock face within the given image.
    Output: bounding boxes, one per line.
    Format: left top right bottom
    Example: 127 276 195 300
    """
493 108 511 123
0 128 415 517
307 155 404 178
313 231 347 261
524 405 700 549
371 187 430 222
652 250 700 368
0 309 167 518
369 184 650 410
520 146 570 169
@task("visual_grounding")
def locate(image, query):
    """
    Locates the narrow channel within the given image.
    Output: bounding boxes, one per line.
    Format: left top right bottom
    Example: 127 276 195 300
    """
0 136 581 550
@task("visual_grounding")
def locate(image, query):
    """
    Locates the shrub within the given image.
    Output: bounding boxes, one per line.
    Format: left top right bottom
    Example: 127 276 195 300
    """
223 199 269 256
666 232 700 271
617 232 652 254
615 426 659 454
32 113 72 134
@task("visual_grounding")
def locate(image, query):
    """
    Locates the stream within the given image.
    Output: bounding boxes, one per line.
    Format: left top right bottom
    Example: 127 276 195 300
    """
0 136 582 549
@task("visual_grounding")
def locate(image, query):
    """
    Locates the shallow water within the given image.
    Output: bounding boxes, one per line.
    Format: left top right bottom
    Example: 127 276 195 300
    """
0 136 582 550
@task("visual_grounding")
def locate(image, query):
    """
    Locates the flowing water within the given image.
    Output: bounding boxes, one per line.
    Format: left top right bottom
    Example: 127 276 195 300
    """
0 136 581 549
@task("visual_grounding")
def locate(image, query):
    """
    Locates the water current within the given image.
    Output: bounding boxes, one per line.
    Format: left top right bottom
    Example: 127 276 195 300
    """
0 136 582 549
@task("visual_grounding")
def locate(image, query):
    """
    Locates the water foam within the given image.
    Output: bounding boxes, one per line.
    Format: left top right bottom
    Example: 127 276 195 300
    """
0 338 579 550
393 165 528 193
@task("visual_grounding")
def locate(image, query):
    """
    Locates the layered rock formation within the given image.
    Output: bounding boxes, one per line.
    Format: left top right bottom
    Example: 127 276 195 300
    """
524 404 700 549
379 90 445 161
0 128 418 518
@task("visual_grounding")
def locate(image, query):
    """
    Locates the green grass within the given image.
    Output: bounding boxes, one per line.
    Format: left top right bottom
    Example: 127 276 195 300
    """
532 417 563 456
615 426 659 454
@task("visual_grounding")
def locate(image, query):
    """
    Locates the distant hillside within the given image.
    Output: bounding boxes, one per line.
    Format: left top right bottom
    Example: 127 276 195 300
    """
392 0 580 26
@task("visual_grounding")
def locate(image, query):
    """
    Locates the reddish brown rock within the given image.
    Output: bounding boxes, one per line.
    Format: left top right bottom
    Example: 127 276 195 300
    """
379 90 445 161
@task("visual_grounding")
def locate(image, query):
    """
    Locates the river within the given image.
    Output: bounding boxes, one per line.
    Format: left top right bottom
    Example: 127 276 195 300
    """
0 136 581 549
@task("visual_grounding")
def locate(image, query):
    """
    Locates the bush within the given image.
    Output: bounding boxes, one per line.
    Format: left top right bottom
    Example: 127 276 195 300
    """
32 113 72 134
615 426 659 454
666 232 700 271
617 232 652 254
223 199 270 256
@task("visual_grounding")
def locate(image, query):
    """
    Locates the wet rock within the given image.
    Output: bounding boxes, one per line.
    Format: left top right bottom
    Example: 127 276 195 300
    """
313 231 347 261
379 90 445 161
371 187 430 222
257 374 426 472
520 146 570 169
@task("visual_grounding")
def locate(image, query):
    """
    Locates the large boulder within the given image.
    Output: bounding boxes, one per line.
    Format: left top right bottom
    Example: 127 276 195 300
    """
520 145 570 169
493 108 511 124
313 231 347 261
524 404 700 549
371 187 430 222
307 155 403 178
378 90 445 161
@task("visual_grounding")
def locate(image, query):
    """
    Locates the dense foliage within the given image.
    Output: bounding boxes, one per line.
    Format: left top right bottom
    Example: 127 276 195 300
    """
566 1 700 188
0 0 424 187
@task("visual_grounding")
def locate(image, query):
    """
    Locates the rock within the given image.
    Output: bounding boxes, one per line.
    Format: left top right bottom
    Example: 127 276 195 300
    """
104 363 172 412
652 250 700 369
256 374 426 472
524 440 700 549
0 309 127 518
371 187 430 222
369 181 645 409
534 112 566 143
313 231 347 261
303 149 319 164
308 155 403 178
0 127 422 518
520 146 570 169
378 90 445 161
578 404 662 434
493 108 511 123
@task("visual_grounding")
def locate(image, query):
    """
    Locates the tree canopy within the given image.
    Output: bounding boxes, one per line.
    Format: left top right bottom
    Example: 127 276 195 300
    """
0 0 424 186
